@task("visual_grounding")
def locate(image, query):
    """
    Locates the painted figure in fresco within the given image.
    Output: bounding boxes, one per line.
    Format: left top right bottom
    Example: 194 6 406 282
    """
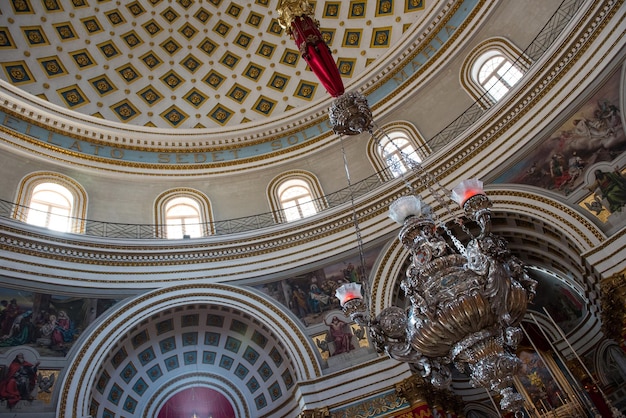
549 154 570 189
498 82 625 197
50 311 74 349
0 353 39 408
324 316 354 355
567 151 585 183
343 262 358 282
0 311 35 347
0 299 19 336
290 286 309 319
588 169 626 213
308 284 330 313
39 314 57 339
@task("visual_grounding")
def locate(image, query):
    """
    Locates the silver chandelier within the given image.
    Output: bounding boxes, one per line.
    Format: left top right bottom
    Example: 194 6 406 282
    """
336 177 538 414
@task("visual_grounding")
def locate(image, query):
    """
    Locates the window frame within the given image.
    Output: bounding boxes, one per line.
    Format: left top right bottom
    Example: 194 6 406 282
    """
155 189 213 238
267 171 326 223
14 172 87 234
366 121 427 182
461 37 531 108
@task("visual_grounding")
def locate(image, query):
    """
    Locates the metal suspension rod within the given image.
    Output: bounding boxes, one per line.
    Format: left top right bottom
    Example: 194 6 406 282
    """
339 133 372 311
530 313 600 417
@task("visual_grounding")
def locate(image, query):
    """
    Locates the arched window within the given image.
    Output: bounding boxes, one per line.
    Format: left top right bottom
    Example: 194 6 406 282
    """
278 179 317 222
27 183 73 232
461 38 531 107
476 53 523 101
14 172 87 233
367 122 428 181
268 171 325 223
165 197 203 238
155 189 213 238
379 133 422 178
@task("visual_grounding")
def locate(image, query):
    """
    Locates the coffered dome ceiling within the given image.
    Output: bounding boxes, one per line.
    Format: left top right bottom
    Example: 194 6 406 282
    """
0 0 428 130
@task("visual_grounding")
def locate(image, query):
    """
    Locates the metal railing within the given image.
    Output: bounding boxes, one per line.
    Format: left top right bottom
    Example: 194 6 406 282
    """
427 0 583 152
0 170 388 239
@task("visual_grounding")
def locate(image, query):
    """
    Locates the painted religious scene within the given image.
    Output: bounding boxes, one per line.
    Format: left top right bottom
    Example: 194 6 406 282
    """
516 349 567 414
494 69 626 226
0 287 117 409
254 248 380 328
0 288 116 357
253 247 381 368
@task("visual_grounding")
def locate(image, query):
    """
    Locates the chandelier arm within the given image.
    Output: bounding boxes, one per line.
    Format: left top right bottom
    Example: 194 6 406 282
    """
370 121 472 255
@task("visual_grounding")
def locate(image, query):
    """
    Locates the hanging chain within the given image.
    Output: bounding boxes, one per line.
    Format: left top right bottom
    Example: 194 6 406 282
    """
339 132 372 310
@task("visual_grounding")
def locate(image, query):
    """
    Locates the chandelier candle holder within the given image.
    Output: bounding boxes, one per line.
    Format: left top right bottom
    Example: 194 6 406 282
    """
336 180 538 414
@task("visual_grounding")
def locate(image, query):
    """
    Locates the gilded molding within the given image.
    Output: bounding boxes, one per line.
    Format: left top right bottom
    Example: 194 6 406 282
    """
599 270 626 343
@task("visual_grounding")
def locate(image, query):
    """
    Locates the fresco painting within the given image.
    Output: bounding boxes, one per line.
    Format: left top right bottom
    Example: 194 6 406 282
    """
517 349 564 413
0 288 117 357
495 70 625 209
0 288 117 409
254 247 380 328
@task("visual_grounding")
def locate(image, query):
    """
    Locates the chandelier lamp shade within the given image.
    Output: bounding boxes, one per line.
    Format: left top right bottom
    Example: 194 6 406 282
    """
277 1 538 414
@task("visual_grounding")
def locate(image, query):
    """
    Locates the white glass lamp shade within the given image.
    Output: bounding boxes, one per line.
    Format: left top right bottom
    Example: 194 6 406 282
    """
388 195 428 224
451 179 485 206
335 282 363 306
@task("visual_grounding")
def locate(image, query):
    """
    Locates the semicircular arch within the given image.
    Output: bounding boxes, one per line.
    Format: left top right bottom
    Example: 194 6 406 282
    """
58 283 320 417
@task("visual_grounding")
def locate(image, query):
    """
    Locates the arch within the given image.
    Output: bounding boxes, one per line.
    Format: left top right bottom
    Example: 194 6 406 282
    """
596 340 626 388
13 171 87 234
57 283 320 418
267 170 326 223
146 375 245 418
154 188 213 238
367 121 429 181
464 402 499 418
461 37 531 108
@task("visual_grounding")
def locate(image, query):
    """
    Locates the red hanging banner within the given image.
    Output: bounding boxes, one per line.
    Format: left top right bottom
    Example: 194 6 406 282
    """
277 1 345 97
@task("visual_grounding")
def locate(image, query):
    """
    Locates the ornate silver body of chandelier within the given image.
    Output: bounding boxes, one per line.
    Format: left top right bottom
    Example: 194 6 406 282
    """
336 179 538 414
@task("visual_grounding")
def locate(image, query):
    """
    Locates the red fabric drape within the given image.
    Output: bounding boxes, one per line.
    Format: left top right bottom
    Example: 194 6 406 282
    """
585 384 614 417
289 15 345 97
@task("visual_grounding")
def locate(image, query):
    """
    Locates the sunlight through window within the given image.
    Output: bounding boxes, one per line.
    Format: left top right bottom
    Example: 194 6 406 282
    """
26 183 73 232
